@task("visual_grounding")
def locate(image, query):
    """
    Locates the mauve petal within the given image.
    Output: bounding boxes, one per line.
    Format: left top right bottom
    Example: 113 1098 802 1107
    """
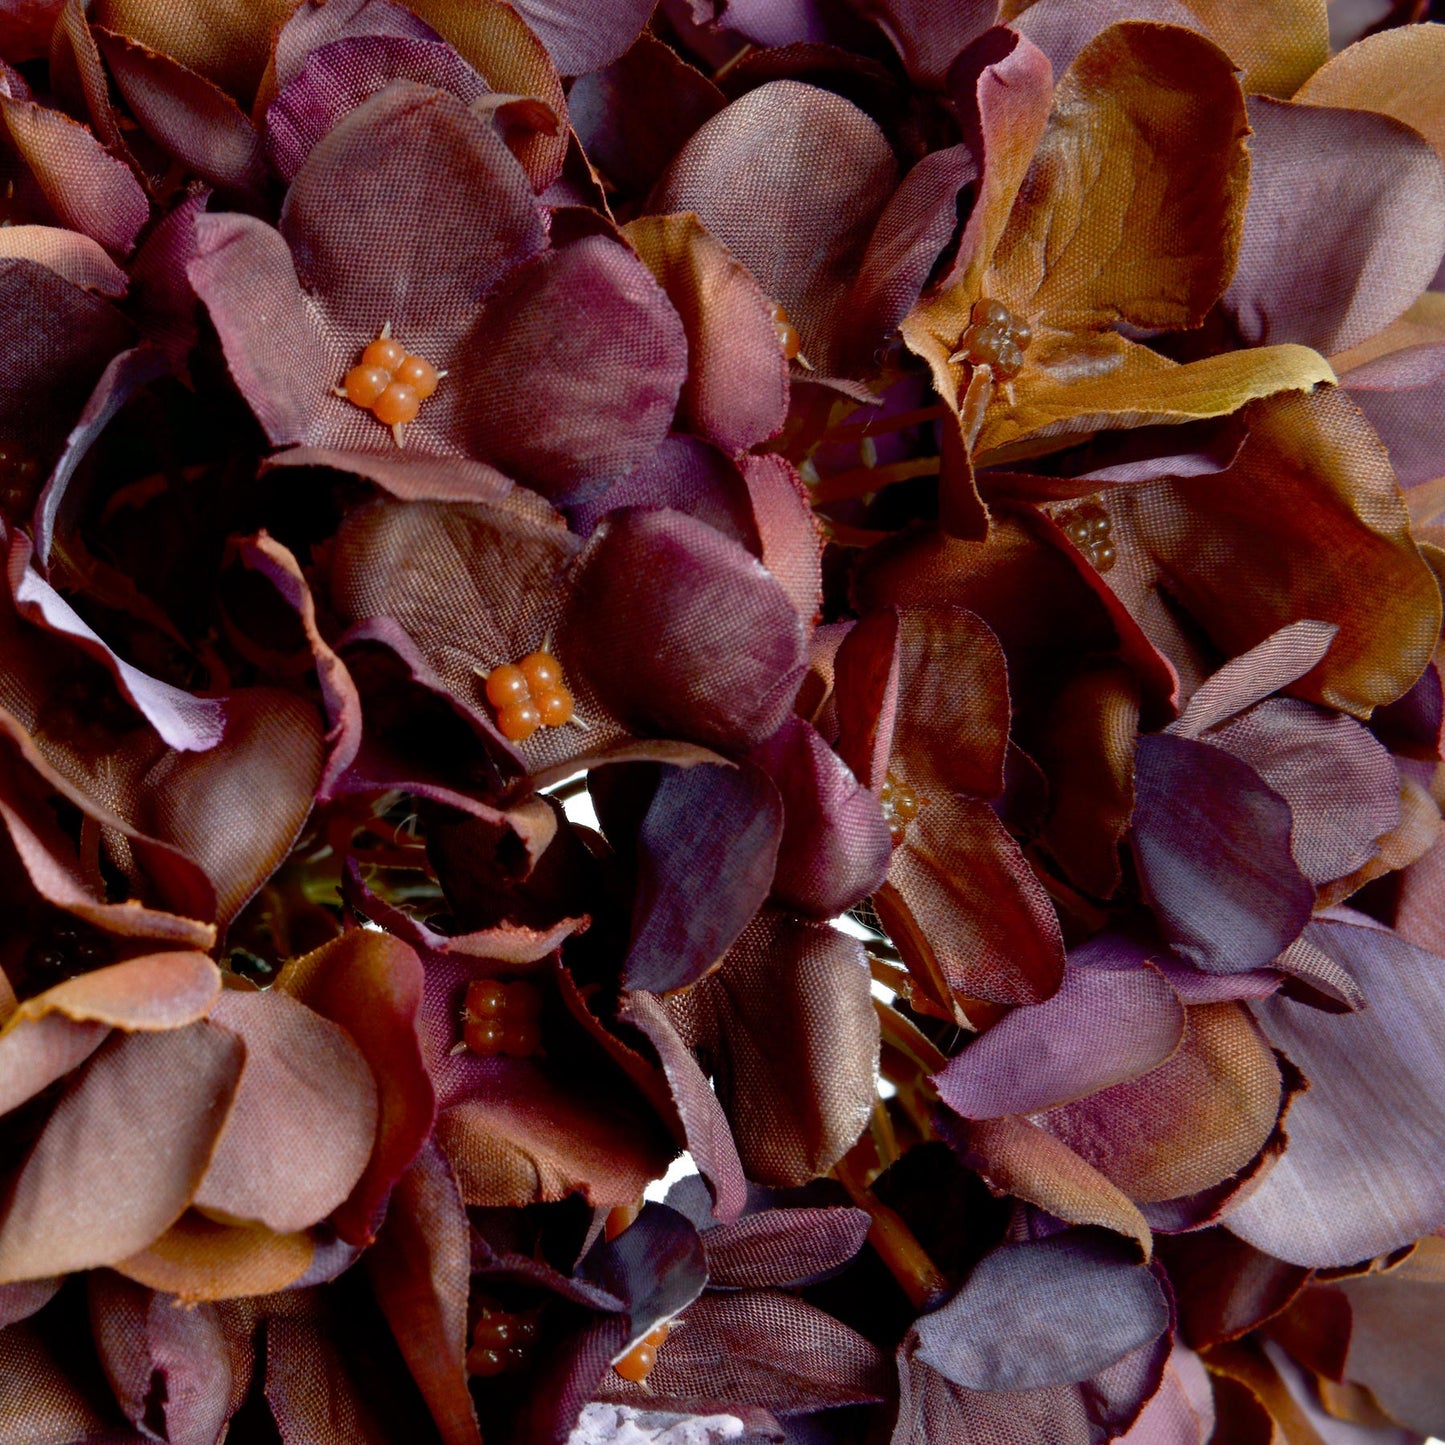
460 235 687 495
0 1278 59 1329
271 0 441 96
563 508 808 751
9 535 223 752
1038 1001 1283 1204
624 213 789 457
0 1023 243 1282
189 212 333 447
650 80 898 376
0 93 148 253
879 798 1065 1008
1343 340 1445 489
916 1230 1170 1392
503 0 650 75
0 224 126 293
194 990 379 1234
617 991 747 1223
569 34 723 199
1131 733 1315 974
834 606 902 793
0 1014 107 1116
701 1206 871 1290
126 190 208 373
939 1112 1152 1252
1009 0 1198 80
366 1143 481 1445
94 28 267 197
12 951 220 1031
933 936 1185 1119
89 1274 233 1445
1205 698 1401 885
1225 915 1445 1267
278 931 436 1246
749 716 892 918
1169 620 1340 739
624 761 782 993
741 454 824 626
280 81 546 345
266 34 491 182
33 344 170 562
263 444 515 504
667 909 878 1187
855 0 999 87
567 434 760 550
1222 96 1445 356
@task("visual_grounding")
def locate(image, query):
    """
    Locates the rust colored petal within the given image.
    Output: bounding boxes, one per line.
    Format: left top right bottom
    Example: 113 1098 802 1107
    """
0 1023 243 1282
278 930 436 1246
366 1143 481 1445
1225 914 1445 1267
114 1211 314 1301
624 213 789 457
194 990 379 1234
0 93 148 254
1120 387 1441 718
11 951 220 1031
650 79 898 376
1221 95 1445 357
564 508 808 751
1037 1001 1283 1204
1156 1227 1311 1350
665 910 878 1187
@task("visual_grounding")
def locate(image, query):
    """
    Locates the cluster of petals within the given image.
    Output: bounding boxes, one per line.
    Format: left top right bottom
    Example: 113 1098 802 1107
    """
2 1 1445 1444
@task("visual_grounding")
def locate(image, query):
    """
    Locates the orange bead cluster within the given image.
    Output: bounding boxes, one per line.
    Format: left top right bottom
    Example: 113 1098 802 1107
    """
483 650 574 742
1058 499 1117 573
952 298 1032 380
339 326 442 441
463 977 544 1058
613 1322 671 1384
880 773 923 843
467 1297 541 1378
769 300 802 362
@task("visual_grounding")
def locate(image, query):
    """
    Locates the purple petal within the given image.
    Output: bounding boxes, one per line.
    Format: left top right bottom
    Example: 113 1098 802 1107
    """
749 715 892 918
856 0 1000 87
8 534 223 751
126 190 208 373
280 81 546 343
1010 0 1197 80
579 1203 707 1348
1131 732 1315 973
1222 96 1445 355
509 0 652 76
700 1206 870 1289
1342 340 1445 489
460 235 687 495
563 508 808 751
915 1230 1170 1391
933 935 1185 1119
0 224 127 293
1225 914 1445 1266
567 434 760 550
94 28 267 197
265 35 491 182
271 0 441 94
650 80 898 376
624 761 782 993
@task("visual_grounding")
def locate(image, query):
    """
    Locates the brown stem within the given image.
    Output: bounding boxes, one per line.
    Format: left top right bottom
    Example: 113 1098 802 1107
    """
834 1152 950 1311
809 456 941 506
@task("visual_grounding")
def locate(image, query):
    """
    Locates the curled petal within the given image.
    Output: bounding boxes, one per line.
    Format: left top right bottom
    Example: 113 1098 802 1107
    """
10 951 220 1032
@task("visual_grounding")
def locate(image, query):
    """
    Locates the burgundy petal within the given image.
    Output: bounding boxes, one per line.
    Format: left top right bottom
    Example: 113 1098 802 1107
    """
563 508 808 751
1225 914 1445 1266
459 236 688 496
650 80 898 376
1221 96 1445 355
700 1206 871 1290
933 936 1185 1119
915 1230 1170 1391
262 444 514 504
624 761 782 994
1131 732 1315 974
749 715 892 918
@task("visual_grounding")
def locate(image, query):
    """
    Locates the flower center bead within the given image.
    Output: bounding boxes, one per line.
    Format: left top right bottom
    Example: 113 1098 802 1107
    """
1057 498 1117 573
613 1323 671 1384
337 325 445 446
463 977 544 1058
483 651 574 742
950 298 1032 381
468 1297 541 1378
769 300 802 361
880 773 924 843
